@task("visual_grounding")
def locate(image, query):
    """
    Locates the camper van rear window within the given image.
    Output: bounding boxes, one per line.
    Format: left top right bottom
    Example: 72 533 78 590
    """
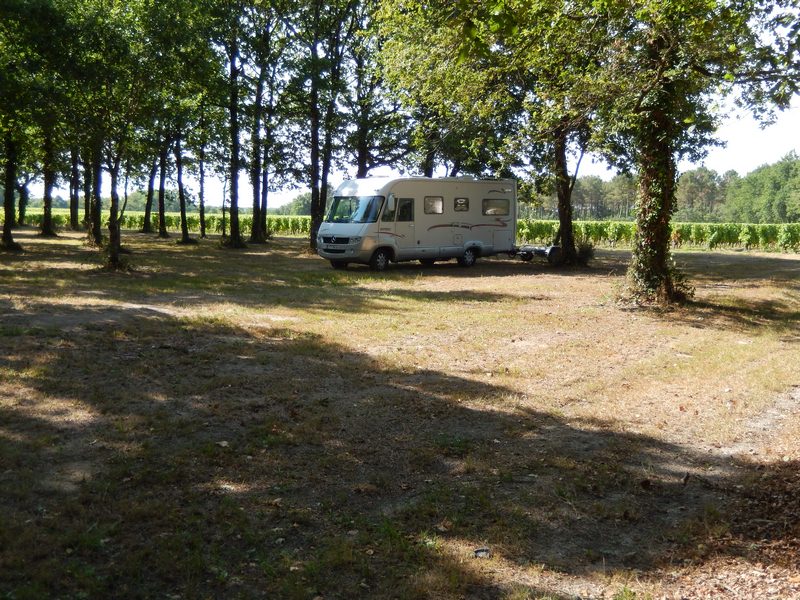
454 197 469 212
424 196 444 214
482 198 509 216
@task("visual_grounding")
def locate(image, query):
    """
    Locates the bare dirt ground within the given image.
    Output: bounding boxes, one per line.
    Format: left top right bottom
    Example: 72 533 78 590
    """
1 229 798 599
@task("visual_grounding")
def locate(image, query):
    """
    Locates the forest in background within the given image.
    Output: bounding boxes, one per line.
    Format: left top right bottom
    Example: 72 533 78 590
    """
9 153 800 224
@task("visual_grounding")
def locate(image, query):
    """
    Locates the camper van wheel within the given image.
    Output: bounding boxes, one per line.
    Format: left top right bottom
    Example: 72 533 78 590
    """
419 259 436 267
370 248 391 272
457 247 477 267
330 260 348 270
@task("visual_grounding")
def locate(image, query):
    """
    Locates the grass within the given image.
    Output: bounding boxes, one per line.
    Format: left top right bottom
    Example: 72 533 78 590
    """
1 228 799 599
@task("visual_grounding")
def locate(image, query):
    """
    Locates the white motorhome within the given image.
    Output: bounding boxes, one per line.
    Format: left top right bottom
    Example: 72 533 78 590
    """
316 176 518 270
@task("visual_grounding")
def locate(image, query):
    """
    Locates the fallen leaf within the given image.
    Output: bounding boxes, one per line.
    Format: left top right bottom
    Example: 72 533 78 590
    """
353 483 379 495
436 518 452 532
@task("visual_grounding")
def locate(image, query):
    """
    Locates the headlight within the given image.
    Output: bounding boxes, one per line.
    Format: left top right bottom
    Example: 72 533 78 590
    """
350 236 362 244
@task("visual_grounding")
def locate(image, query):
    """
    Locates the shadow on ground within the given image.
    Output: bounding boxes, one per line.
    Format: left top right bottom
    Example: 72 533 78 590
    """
1 298 796 599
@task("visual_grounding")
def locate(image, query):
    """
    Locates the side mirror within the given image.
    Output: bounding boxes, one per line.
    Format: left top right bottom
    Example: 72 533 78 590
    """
386 194 396 213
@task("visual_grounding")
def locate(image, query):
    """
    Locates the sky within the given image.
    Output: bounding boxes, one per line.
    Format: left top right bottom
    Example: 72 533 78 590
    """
32 99 800 209
578 99 800 180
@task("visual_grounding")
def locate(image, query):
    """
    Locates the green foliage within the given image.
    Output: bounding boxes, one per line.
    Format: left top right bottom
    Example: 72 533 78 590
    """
267 188 335 218
778 223 800 251
514 218 800 252
738 223 759 249
612 587 641 600
721 153 800 223
124 189 193 213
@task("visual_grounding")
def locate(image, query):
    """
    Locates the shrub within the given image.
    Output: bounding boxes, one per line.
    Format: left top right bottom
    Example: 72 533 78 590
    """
758 224 779 248
738 224 759 248
778 223 800 251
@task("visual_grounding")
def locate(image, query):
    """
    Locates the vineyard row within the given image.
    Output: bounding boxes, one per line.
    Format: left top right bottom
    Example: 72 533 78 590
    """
20 211 800 251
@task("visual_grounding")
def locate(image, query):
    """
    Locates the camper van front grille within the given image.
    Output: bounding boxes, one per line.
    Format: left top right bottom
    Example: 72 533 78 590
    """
322 236 350 244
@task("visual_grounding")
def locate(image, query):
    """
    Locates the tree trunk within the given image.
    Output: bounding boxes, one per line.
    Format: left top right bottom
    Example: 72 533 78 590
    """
628 133 678 301
553 126 577 264
260 72 278 238
354 51 370 178
174 135 193 244
107 157 122 268
320 107 335 235
249 68 266 244
157 144 169 238
448 159 461 177
199 141 207 238
142 159 157 233
627 42 687 303
90 142 103 246
40 131 58 237
421 132 436 177
82 154 92 227
260 164 269 237
69 148 80 230
16 181 28 227
226 37 245 248
2 134 21 250
308 3 323 250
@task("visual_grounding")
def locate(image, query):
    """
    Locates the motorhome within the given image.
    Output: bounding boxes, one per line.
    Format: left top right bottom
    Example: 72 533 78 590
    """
316 176 518 270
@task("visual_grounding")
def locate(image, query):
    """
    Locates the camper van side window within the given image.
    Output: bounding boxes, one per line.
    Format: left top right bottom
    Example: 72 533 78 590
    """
482 198 509 216
424 196 443 214
454 197 469 212
396 198 414 222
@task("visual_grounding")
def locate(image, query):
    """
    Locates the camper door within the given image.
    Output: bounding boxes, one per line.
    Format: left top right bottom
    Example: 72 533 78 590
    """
394 197 416 259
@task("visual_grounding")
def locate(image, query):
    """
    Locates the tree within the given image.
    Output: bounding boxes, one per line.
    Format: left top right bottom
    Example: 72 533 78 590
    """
284 0 359 250
604 174 638 220
675 167 723 222
343 1 413 178
593 0 800 301
141 0 220 246
721 152 800 223
206 0 250 248
573 176 608 220
0 0 39 250
20 0 73 238
241 0 292 243
376 5 513 179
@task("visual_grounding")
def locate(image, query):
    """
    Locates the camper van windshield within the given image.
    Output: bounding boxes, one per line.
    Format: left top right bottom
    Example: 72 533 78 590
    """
325 195 384 224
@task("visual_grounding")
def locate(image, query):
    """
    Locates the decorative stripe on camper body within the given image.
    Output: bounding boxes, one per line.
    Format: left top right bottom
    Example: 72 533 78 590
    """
378 230 407 239
426 218 510 232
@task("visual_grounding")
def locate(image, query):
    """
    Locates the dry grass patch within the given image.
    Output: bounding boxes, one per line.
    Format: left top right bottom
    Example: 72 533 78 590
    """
1 230 798 599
